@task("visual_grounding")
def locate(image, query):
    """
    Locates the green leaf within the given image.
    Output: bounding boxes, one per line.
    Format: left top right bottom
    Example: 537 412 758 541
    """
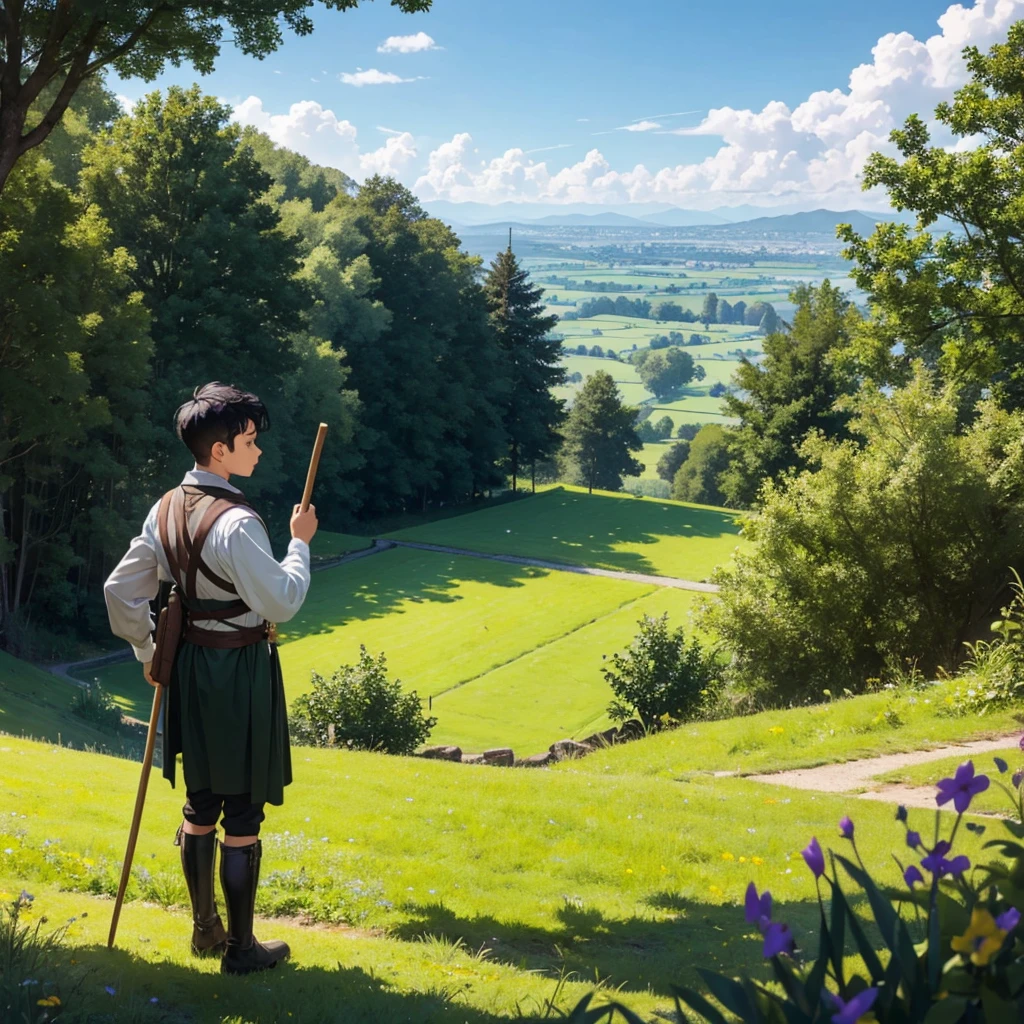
696 968 759 1021
671 984 730 1024
923 997 969 1024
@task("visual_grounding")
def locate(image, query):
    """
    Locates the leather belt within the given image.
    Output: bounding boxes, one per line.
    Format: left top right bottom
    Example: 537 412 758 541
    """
183 621 269 648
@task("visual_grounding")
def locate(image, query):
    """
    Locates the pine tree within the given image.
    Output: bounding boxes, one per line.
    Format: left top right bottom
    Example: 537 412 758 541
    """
484 232 567 492
561 371 643 494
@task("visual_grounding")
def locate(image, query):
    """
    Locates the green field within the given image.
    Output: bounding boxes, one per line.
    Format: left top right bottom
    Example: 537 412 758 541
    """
0 681 1015 1022
382 485 740 578
61 488 741 755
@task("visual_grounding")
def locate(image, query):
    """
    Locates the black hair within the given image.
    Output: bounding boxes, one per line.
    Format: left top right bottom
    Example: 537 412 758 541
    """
174 382 270 466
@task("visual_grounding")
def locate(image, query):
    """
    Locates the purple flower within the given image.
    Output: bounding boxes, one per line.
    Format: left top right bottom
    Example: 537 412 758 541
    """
1019 734 1024 753
997 907 1021 932
839 816 854 840
744 882 772 931
826 987 879 1024
921 840 971 878
906 830 921 849
104 986 116 996
763 921 795 958
1014 769 1024 788
936 761 989 814
904 865 924 888
801 837 825 878
895 804 908 822
994 757 1009 774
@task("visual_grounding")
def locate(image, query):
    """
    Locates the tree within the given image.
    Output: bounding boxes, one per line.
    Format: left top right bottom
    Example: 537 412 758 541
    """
0 152 151 654
560 371 643 494
0 0 430 194
838 20 1024 409
701 292 718 327
758 306 779 334
709 381 727 398
732 300 747 325
80 86 306 499
720 281 859 507
484 236 566 493
745 301 774 326
671 425 732 506
718 298 734 324
676 423 701 441
702 365 1024 701
653 415 674 440
635 347 696 400
657 440 691 482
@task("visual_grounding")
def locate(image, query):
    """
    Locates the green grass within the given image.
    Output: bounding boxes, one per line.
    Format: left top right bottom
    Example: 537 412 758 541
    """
0 723 1001 1023
428 585 700 752
557 684 1024 779
382 485 741 579
0 650 143 759
309 531 375 560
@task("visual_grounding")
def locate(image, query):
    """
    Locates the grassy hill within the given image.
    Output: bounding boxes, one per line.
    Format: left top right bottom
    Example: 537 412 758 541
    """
1 682 1017 1021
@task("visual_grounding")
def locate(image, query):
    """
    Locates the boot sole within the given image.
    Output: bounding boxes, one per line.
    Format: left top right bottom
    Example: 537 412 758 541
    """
220 956 288 976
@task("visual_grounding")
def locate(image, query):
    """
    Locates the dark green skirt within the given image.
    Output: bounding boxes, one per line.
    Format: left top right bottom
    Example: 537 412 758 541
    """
162 597 292 805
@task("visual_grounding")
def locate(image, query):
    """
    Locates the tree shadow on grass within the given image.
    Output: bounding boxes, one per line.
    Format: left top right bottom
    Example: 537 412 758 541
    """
386 891 889 1002
66 941 574 1023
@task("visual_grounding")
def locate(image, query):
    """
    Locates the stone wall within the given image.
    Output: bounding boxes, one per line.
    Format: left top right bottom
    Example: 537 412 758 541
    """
417 719 648 768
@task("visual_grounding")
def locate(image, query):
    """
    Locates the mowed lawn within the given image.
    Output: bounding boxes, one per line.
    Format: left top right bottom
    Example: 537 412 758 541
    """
0 720 1003 1023
71 544 704 753
382 485 741 579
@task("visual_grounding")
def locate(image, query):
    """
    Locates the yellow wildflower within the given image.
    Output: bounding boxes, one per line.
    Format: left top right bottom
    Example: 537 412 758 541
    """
951 908 1007 966
37 996 61 1007
752 856 764 866
721 852 734 861
767 726 784 736
763 798 777 805
625 868 633 875
82 858 94 868
738 856 747 864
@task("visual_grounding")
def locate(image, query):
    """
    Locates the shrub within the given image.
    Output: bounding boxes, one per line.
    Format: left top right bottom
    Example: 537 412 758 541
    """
289 645 437 755
69 681 122 733
601 612 721 728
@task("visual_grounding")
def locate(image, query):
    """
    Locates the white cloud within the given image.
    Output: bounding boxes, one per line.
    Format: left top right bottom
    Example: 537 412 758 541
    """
339 69 421 87
377 31 440 53
231 96 418 182
415 0 1024 208
115 94 136 114
619 120 661 132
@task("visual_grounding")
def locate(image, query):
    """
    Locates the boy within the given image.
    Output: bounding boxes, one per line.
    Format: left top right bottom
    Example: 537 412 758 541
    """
103 381 318 975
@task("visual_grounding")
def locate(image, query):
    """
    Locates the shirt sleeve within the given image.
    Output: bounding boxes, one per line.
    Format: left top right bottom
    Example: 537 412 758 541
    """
103 528 159 663
224 517 311 623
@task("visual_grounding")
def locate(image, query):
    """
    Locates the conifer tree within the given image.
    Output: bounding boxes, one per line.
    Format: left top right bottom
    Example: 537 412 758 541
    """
483 232 567 491
560 371 643 494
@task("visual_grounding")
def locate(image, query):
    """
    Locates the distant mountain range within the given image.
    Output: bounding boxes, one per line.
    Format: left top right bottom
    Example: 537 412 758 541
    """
428 204 957 237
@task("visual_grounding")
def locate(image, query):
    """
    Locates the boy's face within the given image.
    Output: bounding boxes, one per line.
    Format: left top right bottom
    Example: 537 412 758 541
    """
208 419 261 477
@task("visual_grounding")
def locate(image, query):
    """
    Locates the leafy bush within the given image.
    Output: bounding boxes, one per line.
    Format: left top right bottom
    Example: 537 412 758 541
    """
68 681 122 733
942 570 1024 718
289 645 437 755
601 612 721 728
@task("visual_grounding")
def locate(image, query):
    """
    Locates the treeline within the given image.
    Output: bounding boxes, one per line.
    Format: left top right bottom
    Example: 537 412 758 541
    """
0 83 563 659
565 293 777 328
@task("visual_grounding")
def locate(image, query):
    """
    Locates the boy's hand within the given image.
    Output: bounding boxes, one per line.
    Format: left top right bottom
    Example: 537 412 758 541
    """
290 503 318 544
143 661 158 687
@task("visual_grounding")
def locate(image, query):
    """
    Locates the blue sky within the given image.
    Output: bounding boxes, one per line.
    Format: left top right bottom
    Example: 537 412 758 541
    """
109 0 1020 210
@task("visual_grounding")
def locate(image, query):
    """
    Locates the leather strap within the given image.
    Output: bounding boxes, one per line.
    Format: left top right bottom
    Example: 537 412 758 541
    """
187 498 239 601
157 490 183 590
183 622 269 648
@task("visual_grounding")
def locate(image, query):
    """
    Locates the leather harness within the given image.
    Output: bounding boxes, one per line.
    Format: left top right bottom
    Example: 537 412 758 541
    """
156 484 273 649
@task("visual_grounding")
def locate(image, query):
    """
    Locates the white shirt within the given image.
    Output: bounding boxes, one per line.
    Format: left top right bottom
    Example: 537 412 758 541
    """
103 467 310 663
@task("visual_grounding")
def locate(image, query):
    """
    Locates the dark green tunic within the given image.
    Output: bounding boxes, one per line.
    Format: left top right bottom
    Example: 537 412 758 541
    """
162 597 293 806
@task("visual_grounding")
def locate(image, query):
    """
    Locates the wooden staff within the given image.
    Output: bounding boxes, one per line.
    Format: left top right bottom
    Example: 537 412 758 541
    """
108 423 329 949
301 422 328 512
107 682 163 949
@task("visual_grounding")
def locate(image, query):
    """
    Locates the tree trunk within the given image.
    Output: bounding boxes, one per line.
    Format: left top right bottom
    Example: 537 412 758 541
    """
531 460 535 494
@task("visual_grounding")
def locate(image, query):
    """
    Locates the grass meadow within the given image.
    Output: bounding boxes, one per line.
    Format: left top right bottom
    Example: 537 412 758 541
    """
1 688 1018 1022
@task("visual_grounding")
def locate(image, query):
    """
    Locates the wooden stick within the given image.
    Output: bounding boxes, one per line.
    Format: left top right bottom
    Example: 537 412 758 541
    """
300 423 328 513
107 683 163 949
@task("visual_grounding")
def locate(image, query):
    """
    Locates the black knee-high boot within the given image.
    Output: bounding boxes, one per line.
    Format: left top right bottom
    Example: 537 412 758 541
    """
219 839 290 975
175 825 227 957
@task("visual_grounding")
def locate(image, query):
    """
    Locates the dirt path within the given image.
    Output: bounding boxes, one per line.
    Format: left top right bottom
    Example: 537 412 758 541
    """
384 539 719 592
743 734 1021 809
